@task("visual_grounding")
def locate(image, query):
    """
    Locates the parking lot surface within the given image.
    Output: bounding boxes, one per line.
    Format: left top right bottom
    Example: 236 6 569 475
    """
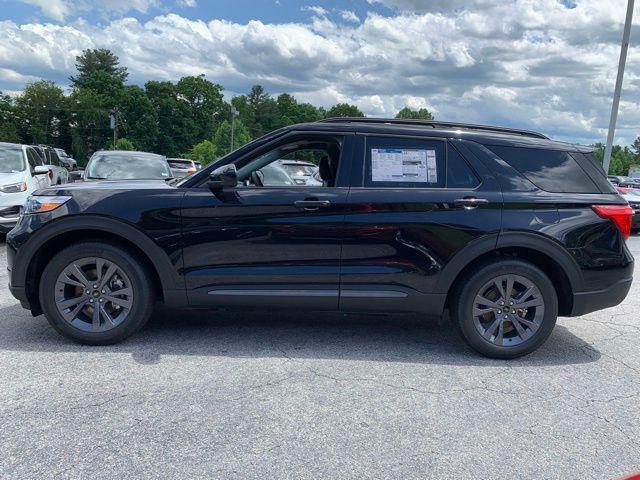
1 236 639 479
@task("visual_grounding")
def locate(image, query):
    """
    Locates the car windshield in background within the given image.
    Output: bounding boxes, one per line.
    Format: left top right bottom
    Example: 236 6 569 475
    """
168 160 193 169
87 154 171 180
280 163 316 177
0 147 26 173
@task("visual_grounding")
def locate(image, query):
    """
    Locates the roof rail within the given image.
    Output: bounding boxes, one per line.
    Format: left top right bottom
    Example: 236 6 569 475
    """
318 117 549 139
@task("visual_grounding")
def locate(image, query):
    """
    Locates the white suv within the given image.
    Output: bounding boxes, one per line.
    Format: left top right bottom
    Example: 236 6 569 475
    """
32 145 70 185
0 143 51 232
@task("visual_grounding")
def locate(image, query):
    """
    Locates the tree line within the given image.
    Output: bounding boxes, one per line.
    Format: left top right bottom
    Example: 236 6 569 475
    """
0 48 433 166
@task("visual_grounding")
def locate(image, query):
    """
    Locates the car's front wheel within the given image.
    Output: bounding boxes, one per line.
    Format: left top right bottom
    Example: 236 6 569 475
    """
451 258 558 359
40 242 155 344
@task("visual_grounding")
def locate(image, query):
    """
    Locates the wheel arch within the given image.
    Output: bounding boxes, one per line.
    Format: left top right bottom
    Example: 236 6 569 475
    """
15 215 185 315
441 232 583 317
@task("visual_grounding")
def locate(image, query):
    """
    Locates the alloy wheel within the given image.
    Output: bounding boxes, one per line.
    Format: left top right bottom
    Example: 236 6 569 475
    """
54 256 133 332
472 274 545 347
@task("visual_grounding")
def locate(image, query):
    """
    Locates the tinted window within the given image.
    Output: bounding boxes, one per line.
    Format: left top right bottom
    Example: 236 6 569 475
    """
365 137 445 188
570 152 617 193
487 145 599 193
26 148 40 170
447 145 480 188
49 149 61 166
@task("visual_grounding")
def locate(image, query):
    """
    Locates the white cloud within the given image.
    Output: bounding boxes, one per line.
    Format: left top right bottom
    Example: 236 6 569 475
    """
2 0 640 144
340 10 360 23
177 0 197 6
16 0 160 21
302 5 329 17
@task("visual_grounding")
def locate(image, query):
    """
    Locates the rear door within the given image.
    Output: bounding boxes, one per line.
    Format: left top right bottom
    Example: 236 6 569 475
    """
339 135 502 315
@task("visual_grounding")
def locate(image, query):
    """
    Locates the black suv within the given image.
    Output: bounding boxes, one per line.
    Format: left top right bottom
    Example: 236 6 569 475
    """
6 118 634 358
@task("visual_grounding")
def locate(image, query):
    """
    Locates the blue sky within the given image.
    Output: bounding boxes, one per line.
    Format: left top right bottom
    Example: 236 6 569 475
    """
1 0 639 145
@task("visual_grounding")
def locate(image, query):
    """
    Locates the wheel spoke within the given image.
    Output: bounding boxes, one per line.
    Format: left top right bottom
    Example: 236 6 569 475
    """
99 263 117 290
518 298 544 309
57 295 87 310
482 317 501 340
91 304 101 331
100 305 116 328
514 315 539 332
505 275 515 300
60 272 85 289
494 279 506 300
509 315 530 340
103 294 132 309
473 307 495 316
516 285 536 303
61 299 89 321
475 295 501 309
494 320 504 345
70 264 91 287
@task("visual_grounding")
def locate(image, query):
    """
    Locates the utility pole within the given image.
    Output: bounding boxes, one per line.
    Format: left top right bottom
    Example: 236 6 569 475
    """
603 0 635 174
110 108 119 149
230 106 238 153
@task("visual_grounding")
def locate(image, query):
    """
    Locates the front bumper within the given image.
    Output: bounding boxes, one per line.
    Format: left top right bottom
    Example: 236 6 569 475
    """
570 276 633 317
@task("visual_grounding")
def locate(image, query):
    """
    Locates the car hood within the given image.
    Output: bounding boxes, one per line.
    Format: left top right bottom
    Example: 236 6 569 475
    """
36 179 173 194
0 171 28 185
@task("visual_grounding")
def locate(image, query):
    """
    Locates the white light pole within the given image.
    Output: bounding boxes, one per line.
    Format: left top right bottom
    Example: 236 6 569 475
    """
603 0 635 174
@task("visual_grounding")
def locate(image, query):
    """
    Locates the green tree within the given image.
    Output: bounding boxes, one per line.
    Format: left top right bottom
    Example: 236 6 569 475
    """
0 92 20 142
235 85 280 138
276 93 321 126
68 88 110 163
14 80 66 145
213 119 251 156
593 143 637 175
325 103 364 118
632 136 640 160
145 80 192 157
119 86 159 151
176 75 226 145
70 48 128 97
186 139 217 166
395 107 434 120
116 138 135 150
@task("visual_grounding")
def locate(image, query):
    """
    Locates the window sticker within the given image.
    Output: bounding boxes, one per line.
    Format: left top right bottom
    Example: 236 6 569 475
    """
371 148 438 183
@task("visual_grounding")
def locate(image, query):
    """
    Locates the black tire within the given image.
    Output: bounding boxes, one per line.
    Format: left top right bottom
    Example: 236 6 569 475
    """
39 241 155 345
450 258 558 359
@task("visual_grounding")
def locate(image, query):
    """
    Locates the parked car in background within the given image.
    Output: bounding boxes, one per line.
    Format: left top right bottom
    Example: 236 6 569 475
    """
54 148 78 170
0 142 51 232
167 158 201 178
617 187 640 233
6 118 634 359
608 175 625 186
32 145 70 185
618 176 640 188
83 150 173 181
276 160 318 185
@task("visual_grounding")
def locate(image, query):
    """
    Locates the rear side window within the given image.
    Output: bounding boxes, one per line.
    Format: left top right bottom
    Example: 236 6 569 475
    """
447 145 480 189
364 136 446 188
570 152 617 193
487 145 599 193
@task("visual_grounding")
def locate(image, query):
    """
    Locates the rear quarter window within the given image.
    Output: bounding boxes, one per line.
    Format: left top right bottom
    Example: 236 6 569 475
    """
486 145 600 193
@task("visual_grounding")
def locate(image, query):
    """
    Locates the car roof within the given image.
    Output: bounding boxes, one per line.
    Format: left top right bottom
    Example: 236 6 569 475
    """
0 142 24 149
288 118 593 152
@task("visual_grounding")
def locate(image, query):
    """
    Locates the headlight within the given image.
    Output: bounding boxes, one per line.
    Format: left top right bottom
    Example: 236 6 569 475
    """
23 196 71 215
0 182 28 193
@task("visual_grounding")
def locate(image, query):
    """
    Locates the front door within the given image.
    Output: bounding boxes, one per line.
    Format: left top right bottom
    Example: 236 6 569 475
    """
181 133 354 310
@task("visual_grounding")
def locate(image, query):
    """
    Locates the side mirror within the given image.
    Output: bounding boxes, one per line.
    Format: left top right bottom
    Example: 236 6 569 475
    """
208 164 237 192
34 165 49 175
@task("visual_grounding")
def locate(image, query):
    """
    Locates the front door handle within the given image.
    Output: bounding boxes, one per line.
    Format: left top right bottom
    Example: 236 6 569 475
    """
294 200 331 211
454 197 489 210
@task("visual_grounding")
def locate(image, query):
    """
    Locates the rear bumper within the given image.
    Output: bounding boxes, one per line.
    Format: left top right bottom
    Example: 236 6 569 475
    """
570 277 633 317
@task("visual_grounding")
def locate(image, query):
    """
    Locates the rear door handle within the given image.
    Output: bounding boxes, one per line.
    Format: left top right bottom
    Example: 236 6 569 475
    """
294 200 331 211
454 197 489 209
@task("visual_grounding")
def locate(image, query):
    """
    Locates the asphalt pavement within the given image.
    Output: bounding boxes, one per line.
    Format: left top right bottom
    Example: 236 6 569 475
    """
1 236 639 479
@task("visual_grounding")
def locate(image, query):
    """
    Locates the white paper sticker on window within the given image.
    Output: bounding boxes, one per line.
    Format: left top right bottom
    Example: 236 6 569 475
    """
371 148 437 183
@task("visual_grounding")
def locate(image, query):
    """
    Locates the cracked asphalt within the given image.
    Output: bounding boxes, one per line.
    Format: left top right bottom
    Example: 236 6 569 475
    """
1 236 639 480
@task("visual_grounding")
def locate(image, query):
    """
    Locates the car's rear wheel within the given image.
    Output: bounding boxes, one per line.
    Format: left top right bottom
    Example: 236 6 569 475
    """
40 242 155 344
451 259 558 359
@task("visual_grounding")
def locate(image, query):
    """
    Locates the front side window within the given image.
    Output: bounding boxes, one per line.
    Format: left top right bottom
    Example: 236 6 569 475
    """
86 154 172 180
0 146 26 173
26 148 41 170
236 136 341 188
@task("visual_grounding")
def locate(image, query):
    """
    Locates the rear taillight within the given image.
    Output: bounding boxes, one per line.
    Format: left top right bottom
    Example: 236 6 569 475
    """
48 169 53 180
592 205 634 239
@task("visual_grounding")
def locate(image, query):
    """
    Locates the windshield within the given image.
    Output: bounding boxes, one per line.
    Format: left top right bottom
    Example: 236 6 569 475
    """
168 160 193 169
626 189 640 197
0 146 26 173
280 163 316 177
87 154 172 180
